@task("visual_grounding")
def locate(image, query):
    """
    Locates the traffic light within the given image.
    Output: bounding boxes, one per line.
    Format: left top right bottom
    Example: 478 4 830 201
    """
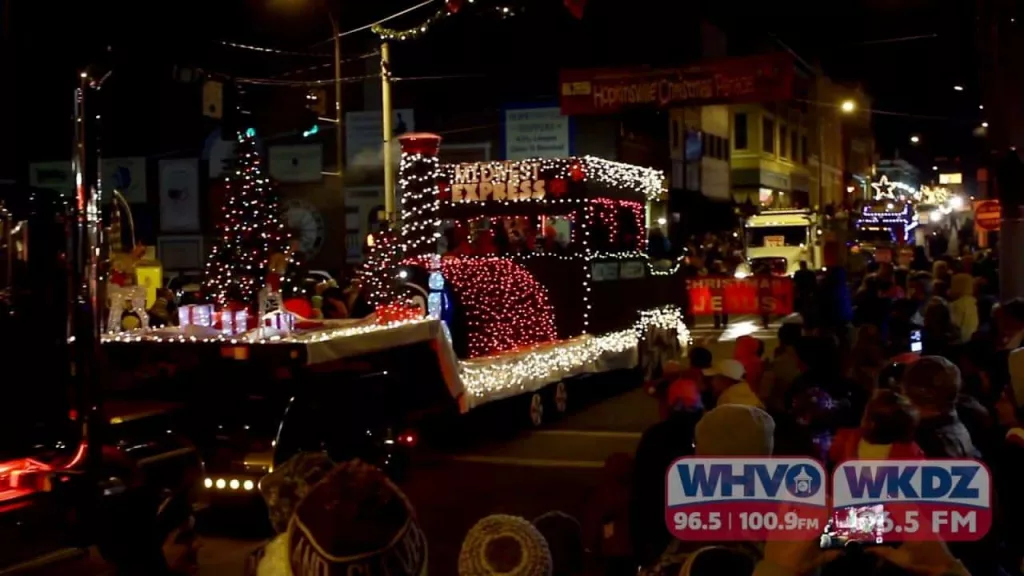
307 88 327 116
302 88 327 138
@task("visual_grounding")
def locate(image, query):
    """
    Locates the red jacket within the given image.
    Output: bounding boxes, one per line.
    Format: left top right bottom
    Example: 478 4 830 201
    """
829 428 924 466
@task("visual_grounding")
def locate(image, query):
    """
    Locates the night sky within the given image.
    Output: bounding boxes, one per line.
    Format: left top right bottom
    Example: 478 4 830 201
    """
19 0 990 172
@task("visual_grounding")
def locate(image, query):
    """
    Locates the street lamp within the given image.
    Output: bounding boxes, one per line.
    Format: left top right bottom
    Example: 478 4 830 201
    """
812 98 855 267
954 85 964 91
910 135 921 144
982 122 990 128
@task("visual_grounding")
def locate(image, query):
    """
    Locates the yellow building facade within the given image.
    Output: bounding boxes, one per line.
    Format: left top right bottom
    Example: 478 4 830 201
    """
729 77 870 211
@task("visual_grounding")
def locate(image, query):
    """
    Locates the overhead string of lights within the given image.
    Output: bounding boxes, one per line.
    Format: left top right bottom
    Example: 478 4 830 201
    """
373 0 522 41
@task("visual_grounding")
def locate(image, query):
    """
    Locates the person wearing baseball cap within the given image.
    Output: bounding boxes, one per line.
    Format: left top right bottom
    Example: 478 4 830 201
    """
708 359 764 409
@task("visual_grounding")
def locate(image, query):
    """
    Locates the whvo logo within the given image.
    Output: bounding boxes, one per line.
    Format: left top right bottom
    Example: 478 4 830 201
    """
665 457 828 541
831 460 991 541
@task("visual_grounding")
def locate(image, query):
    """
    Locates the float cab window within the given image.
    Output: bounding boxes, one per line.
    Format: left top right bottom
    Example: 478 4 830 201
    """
746 226 808 247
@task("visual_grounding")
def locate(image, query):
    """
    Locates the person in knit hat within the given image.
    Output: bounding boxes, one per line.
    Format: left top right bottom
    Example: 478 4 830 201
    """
249 452 339 576
695 404 775 456
260 452 338 535
287 460 427 576
459 514 553 576
641 406 773 575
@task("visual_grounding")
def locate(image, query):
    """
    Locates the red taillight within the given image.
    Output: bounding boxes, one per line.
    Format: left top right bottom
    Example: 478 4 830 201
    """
399 432 417 446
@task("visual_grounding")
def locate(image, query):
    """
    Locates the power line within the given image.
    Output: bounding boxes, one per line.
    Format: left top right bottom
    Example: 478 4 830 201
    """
270 50 380 79
219 40 332 58
798 98 952 121
197 67 378 87
850 33 939 46
392 73 486 82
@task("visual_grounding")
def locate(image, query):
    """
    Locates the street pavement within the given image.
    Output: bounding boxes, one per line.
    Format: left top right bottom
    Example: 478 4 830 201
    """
44 318 781 575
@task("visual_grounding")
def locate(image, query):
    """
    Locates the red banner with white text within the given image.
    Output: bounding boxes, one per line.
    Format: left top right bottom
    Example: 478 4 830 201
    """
686 276 794 316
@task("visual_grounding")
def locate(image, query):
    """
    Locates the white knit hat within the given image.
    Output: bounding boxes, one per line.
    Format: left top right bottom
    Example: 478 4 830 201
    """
695 404 775 456
458 514 552 576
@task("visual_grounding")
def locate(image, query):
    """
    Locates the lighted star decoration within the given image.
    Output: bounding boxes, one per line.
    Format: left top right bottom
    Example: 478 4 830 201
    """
871 175 898 200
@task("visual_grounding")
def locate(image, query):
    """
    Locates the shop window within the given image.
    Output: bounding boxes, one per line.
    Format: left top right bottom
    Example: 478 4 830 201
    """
762 118 775 153
734 113 748 150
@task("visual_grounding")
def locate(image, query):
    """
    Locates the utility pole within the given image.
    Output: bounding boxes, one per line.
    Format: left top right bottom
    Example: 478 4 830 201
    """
981 0 1024 299
381 42 395 225
1 0 14 183
327 12 346 248
73 69 106 467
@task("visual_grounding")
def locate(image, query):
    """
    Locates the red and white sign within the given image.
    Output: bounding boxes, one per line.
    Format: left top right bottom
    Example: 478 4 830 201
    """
764 236 785 248
560 53 794 116
831 460 991 542
666 457 828 541
686 276 794 316
974 200 1001 231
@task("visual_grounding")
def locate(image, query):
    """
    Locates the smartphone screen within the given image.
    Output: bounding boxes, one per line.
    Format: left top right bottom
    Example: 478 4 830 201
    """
909 329 922 353
819 505 885 550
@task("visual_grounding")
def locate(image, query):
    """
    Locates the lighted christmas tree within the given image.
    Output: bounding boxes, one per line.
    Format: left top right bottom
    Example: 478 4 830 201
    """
204 128 288 308
359 229 401 308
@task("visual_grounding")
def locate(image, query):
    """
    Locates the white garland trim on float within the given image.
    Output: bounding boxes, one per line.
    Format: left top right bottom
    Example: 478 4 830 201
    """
100 307 690 412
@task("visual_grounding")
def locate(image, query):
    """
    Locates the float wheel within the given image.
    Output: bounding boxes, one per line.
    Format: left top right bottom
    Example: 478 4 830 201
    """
552 381 569 414
528 392 544 427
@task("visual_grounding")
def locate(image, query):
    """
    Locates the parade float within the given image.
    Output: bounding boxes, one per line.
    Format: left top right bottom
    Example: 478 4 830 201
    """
739 209 819 276
382 133 688 419
98 129 687 497
851 175 920 263
853 199 917 261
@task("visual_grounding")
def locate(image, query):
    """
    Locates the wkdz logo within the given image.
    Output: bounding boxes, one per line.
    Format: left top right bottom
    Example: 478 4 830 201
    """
666 457 827 508
832 460 990 508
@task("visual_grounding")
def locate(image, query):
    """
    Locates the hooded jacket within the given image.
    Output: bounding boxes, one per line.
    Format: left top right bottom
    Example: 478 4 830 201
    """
948 273 979 343
734 336 765 392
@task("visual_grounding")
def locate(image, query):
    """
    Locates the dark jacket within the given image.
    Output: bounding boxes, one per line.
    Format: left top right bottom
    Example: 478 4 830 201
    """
915 412 981 459
630 409 703 567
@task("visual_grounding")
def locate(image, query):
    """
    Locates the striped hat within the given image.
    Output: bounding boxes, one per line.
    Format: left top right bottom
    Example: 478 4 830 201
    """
288 460 427 576
260 452 337 534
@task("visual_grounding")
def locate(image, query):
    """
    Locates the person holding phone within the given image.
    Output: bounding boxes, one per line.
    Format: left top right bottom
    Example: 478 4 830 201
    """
753 534 971 576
